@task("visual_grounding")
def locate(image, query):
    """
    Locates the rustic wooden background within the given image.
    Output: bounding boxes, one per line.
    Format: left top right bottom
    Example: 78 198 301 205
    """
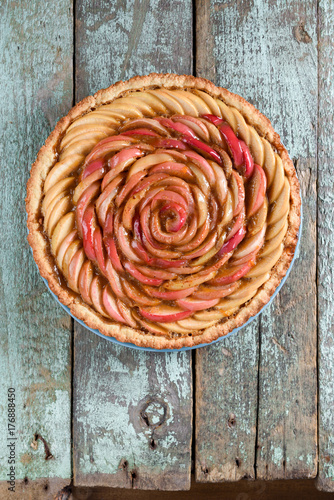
0 0 333 498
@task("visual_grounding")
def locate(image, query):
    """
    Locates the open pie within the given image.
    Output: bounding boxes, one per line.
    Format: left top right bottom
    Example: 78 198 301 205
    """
26 74 301 349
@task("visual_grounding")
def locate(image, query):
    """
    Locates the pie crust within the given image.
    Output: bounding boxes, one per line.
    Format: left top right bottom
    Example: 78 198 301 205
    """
26 73 301 349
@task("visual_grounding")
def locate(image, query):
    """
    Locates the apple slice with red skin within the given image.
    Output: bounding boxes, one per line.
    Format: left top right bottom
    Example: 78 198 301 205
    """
231 170 245 216
117 299 137 328
144 286 196 301
247 164 267 217
81 158 105 181
181 136 222 164
219 226 247 256
137 265 176 280
155 116 199 139
226 207 245 241
78 260 93 305
68 248 85 293
104 236 123 272
105 260 125 298
121 279 160 306
76 181 100 237
150 162 193 181
123 261 163 286
239 140 254 178
103 207 114 236
139 305 192 323
81 204 98 261
102 285 128 323
115 171 147 207
209 260 255 286
232 249 259 267
84 136 134 164
121 128 159 137
193 283 239 300
219 122 244 167
94 227 107 275
172 115 211 142
152 138 187 150
201 114 224 127
177 297 219 311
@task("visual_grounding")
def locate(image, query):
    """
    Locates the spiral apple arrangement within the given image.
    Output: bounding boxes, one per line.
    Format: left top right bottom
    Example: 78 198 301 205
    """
42 89 290 336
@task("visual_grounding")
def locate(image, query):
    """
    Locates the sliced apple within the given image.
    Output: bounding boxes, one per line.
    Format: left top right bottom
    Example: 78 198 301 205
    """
218 226 246 255
139 305 192 323
104 236 123 272
94 227 107 275
201 114 224 126
209 260 255 286
120 117 169 135
247 164 267 217
219 122 244 167
121 279 160 306
230 170 245 216
122 128 159 137
81 204 98 261
193 283 238 300
239 140 254 178
81 158 105 180
78 260 94 305
105 260 125 298
68 248 85 293
144 286 195 300
177 297 219 311
181 136 222 164
76 181 100 237
123 261 163 286
102 285 127 323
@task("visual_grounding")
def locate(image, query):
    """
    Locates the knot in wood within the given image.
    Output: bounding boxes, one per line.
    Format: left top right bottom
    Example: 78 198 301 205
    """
140 399 167 429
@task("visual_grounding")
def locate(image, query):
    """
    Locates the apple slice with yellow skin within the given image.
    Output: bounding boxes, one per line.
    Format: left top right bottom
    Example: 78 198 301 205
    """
215 290 258 312
73 169 104 205
246 244 284 278
68 248 85 293
232 225 266 260
194 310 225 321
248 197 268 235
177 297 219 311
62 240 81 280
231 249 259 267
102 285 127 323
120 118 169 135
56 230 77 269
247 164 267 217
139 305 192 323
81 204 98 261
144 286 196 300
121 279 160 306
51 212 75 256
76 181 100 237
46 196 72 237
176 317 217 330
78 260 94 305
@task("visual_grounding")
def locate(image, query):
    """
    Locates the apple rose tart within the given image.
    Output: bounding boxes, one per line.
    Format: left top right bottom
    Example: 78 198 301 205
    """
26 74 300 349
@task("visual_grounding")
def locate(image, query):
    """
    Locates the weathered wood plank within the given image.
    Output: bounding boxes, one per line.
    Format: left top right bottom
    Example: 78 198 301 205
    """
0 0 73 497
317 0 334 492
195 0 317 482
73 0 193 490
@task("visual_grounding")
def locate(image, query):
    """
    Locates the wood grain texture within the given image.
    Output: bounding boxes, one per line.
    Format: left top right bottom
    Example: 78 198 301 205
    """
0 0 73 493
73 0 193 490
73 326 192 490
195 0 317 481
317 0 334 492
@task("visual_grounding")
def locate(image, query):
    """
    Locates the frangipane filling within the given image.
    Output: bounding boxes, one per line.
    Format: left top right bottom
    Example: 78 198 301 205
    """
42 89 290 336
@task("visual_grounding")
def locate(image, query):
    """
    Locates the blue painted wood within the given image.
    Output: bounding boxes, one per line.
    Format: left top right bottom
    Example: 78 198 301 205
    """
0 0 73 497
72 0 193 490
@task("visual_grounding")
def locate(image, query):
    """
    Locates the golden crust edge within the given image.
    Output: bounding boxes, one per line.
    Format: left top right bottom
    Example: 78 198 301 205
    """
26 73 301 350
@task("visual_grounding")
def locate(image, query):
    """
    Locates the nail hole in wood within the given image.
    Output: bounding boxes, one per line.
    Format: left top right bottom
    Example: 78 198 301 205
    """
123 460 128 468
150 438 157 450
44 484 48 491
201 466 209 475
235 458 240 468
24 477 28 484
228 413 236 428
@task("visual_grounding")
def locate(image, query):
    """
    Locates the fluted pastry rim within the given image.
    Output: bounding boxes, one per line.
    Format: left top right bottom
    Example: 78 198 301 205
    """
26 73 301 349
